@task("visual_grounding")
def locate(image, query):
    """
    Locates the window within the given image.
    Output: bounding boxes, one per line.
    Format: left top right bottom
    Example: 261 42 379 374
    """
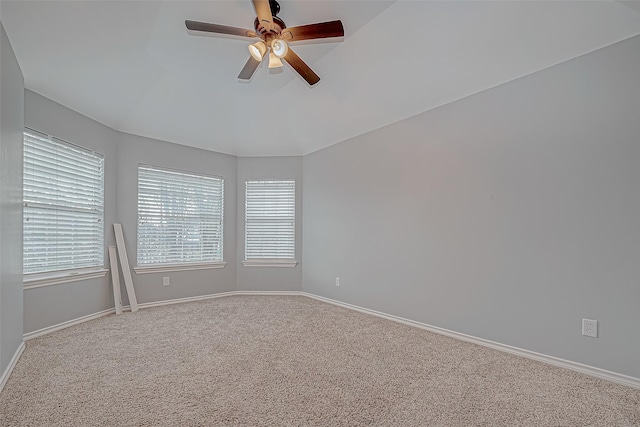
136 165 224 271
244 180 296 267
23 129 105 278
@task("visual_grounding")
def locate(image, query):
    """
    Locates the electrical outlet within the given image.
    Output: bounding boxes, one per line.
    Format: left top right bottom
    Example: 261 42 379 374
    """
582 319 598 338
163 277 170 287
335 277 340 287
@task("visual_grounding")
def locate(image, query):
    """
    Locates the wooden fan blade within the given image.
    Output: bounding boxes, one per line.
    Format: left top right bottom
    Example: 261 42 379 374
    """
283 48 320 86
252 0 274 30
185 20 256 38
238 56 261 80
281 20 344 42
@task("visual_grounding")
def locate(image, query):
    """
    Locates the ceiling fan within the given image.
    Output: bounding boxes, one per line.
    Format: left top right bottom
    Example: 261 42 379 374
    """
185 0 344 86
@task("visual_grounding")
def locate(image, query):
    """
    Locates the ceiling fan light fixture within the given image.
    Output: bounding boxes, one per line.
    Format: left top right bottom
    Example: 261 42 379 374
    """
268 52 284 68
248 41 267 61
271 39 289 58
185 2 344 85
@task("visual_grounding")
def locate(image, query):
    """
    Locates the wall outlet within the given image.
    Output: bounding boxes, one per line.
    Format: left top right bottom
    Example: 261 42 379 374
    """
582 318 598 338
162 277 170 287
335 277 340 287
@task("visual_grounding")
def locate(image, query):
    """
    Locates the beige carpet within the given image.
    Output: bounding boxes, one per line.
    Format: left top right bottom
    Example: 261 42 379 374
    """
1 295 638 426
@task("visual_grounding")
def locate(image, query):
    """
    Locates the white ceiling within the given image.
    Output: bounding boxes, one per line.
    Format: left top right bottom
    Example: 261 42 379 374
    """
2 1 640 156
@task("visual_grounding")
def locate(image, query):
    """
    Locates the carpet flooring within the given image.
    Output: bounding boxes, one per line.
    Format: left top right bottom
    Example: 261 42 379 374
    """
1 295 638 426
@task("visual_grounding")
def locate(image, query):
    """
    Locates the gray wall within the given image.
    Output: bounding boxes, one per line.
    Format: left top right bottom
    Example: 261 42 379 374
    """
236 157 302 291
23 91 238 333
116 132 237 303
23 90 118 333
0 22 24 372
302 35 640 378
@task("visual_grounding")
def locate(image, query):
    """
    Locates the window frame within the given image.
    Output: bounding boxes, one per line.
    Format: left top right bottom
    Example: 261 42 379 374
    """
22 128 107 288
135 164 226 274
243 179 297 268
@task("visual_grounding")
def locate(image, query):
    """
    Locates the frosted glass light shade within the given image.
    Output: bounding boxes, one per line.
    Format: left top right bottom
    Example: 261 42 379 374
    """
248 41 267 61
268 52 284 68
271 39 288 58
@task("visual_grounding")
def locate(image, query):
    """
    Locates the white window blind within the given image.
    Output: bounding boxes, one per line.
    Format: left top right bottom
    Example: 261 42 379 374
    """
137 165 224 266
23 129 105 275
245 180 295 260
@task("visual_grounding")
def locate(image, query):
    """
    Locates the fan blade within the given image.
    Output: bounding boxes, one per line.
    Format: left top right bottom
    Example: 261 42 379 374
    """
252 0 274 31
281 20 344 42
185 20 256 38
283 48 320 86
238 56 261 80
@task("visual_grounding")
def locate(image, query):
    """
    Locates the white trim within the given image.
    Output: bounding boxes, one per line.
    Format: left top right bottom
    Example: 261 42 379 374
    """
108 246 123 315
300 292 640 390
0 342 25 393
113 224 138 312
18 290 640 390
235 291 302 296
23 308 115 341
242 260 298 268
23 268 109 289
133 291 237 309
134 262 226 274
131 291 299 309
22 292 238 340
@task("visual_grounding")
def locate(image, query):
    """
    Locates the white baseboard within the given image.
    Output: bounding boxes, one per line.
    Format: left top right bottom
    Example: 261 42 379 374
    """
19 290 640 390
0 341 25 393
23 292 239 341
24 308 115 341
134 291 237 309
301 292 640 390
234 290 302 296
23 291 299 339
129 291 297 310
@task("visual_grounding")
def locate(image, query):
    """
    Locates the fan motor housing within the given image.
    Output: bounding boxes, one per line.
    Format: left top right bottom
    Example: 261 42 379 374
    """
254 16 286 38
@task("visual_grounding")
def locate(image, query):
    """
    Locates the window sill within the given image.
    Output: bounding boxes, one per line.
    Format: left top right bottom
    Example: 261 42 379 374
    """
242 260 298 268
24 268 109 289
134 262 226 274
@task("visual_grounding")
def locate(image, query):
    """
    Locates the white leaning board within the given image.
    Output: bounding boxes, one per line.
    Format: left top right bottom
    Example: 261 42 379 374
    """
113 224 139 312
108 246 123 315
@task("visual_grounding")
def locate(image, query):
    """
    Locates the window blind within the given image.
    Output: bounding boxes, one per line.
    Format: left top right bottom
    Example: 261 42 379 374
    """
23 129 105 274
137 165 224 266
245 180 295 260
